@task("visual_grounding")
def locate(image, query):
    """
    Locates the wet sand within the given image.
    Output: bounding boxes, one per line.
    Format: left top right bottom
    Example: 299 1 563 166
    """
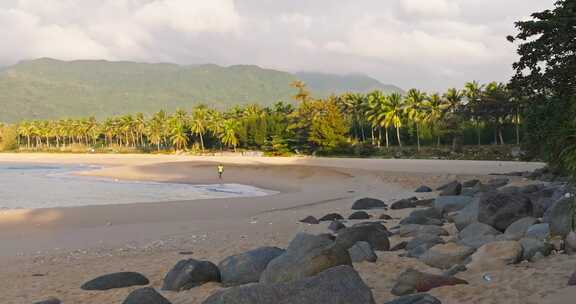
2 154 570 304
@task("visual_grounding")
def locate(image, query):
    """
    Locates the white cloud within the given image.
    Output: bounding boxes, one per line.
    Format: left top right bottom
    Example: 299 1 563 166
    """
401 0 461 18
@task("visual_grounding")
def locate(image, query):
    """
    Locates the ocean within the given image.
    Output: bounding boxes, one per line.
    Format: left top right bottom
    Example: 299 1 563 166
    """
0 163 274 210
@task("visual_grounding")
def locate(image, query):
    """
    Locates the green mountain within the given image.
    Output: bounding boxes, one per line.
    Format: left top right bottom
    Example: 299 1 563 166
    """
295 72 403 96
0 58 402 122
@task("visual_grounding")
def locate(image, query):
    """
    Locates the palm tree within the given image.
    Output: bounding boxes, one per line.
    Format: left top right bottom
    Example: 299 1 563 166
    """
339 93 367 142
425 93 448 146
191 106 209 152
220 119 239 151
169 109 189 151
366 91 388 147
404 89 427 151
146 110 167 151
464 81 484 145
290 80 311 103
444 88 464 113
384 93 405 147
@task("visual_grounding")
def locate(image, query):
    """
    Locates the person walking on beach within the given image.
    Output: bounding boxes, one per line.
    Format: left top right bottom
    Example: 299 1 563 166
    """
217 164 224 180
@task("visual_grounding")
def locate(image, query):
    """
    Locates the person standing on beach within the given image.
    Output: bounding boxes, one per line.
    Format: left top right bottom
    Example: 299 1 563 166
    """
217 164 224 180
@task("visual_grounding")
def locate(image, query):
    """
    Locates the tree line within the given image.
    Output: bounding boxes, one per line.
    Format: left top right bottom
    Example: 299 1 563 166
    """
0 80 523 155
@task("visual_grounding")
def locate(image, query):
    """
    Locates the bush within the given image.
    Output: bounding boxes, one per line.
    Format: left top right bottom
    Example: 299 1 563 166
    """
0 125 18 151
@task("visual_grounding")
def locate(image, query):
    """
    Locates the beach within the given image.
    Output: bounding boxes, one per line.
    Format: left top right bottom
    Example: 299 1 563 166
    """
2 153 573 304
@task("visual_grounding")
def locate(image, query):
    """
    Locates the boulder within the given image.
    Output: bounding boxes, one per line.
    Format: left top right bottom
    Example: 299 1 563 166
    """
452 199 480 231
260 233 351 284
328 221 347 232
299 216 320 224
500 186 521 195
218 247 285 286
519 238 553 261
162 259 220 291
565 231 576 255
467 241 522 272
547 198 573 237
520 184 544 194
477 192 533 232
33 298 61 304
349 211 371 220
504 217 539 241
336 222 390 251
525 223 550 241
81 272 149 291
462 179 480 188
380 214 393 220
486 178 509 188
415 186 433 193
391 268 468 296
391 198 418 210
414 199 435 207
401 208 443 226
459 222 500 241
384 294 441 304
203 266 376 304
352 198 387 210
437 181 462 196
443 264 467 277
391 241 408 251
398 225 449 238
319 213 344 221
406 234 445 256
123 287 172 304
419 243 475 269
434 196 473 215
349 241 377 263
531 197 555 218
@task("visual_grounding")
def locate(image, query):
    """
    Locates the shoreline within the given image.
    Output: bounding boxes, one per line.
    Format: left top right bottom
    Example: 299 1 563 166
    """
0 153 553 304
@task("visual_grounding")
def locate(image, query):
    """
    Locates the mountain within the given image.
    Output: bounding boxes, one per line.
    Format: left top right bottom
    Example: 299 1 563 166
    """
296 72 403 96
0 58 402 122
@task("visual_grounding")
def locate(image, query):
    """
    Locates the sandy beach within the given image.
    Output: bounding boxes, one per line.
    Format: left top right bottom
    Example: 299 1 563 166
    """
2 153 574 304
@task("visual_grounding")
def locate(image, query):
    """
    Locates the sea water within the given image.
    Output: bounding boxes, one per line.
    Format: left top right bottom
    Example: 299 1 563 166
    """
0 163 275 210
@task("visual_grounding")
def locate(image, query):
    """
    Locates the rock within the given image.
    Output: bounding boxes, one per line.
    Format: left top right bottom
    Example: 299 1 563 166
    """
352 198 387 210
504 217 539 241
399 225 449 238
328 221 347 232
391 268 468 296
478 192 533 232
336 222 390 251
547 198 573 237
486 178 509 188
218 247 285 286
443 264 467 277
525 223 550 241
406 234 445 254
81 272 149 291
204 266 375 304
380 214 393 220
500 186 521 195
414 199 435 207
566 231 576 254
401 208 443 226
437 181 462 196
459 235 500 249
519 238 553 261
123 287 172 304
319 213 344 221
162 259 220 291
391 241 408 251
532 197 554 218
384 294 441 304
569 271 576 286
434 196 474 215
462 179 480 188
391 198 418 210
459 222 500 241
33 298 61 304
520 184 544 194
318 233 336 241
260 233 351 284
419 243 475 269
299 216 319 224
349 241 377 263
349 211 371 220
415 185 433 193
452 199 480 231
467 241 522 272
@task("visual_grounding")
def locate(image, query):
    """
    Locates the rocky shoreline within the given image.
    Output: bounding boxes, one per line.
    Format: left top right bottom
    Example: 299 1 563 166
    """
33 167 575 304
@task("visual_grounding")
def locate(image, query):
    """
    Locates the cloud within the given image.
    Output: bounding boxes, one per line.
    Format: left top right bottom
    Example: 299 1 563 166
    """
0 0 555 90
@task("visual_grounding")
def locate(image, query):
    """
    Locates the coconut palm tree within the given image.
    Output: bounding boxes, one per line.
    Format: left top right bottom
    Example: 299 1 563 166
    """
404 89 428 151
425 93 449 146
220 119 240 151
464 81 484 145
384 93 405 147
366 90 388 147
290 80 311 104
191 106 209 152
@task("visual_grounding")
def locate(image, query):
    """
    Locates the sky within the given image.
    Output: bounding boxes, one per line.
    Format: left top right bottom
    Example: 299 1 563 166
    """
0 0 554 91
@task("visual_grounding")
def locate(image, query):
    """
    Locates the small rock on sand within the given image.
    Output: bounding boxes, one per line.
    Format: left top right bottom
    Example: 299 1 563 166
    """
123 287 172 304
81 272 149 291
